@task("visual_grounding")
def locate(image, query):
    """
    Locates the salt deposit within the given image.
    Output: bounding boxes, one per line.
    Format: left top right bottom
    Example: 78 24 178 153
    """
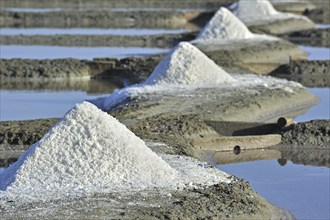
195 7 255 41
94 42 236 110
194 7 278 43
0 102 230 200
143 42 235 86
237 0 314 25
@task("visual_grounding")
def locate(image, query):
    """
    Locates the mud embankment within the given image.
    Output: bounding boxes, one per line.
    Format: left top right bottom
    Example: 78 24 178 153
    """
0 39 310 82
0 10 209 29
0 32 198 48
270 60 330 87
279 28 330 47
280 120 330 148
0 0 234 10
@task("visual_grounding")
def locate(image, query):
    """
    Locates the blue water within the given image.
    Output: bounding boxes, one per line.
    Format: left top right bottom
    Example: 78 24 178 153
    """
219 160 330 220
294 88 330 122
1 8 204 13
0 45 168 60
299 46 330 60
0 90 101 121
0 28 189 36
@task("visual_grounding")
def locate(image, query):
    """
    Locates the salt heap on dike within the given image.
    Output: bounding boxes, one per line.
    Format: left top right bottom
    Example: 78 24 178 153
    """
97 42 236 110
195 7 255 41
237 0 314 25
143 42 235 86
0 102 180 196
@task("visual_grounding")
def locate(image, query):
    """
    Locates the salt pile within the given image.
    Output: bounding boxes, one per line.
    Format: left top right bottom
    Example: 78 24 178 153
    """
237 0 313 25
96 42 236 110
143 42 235 86
195 7 255 41
0 102 179 195
0 102 230 199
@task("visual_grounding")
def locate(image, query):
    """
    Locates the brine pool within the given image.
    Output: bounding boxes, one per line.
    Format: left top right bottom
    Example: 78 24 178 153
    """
0 44 329 219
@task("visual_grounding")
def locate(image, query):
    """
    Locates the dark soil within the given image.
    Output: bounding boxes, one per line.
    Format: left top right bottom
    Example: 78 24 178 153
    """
0 32 197 48
270 60 330 87
280 120 330 148
0 59 91 79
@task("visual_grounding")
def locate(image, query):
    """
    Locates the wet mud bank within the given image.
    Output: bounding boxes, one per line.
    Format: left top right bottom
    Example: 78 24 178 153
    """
0 39 309 82
0 32 197 48
279 28 330 47
0 10 208 29
1 118 329 167
280 120 330 148
0 0 233 10
270 60 330 87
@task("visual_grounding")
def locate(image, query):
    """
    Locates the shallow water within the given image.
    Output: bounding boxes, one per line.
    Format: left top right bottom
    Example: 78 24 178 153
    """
299 46 330 60
0 28 189 36
0 45 168 60
294 88 330 122
218 160 330 220
0 90 104 121
315 24 330 29
1 7 204 13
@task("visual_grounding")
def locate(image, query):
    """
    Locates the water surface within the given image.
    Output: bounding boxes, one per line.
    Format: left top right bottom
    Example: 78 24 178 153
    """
294 88 330 122
299 46 330 60
219 160 329 220
0 28 189 36
0 45 168 60
0 90 101 121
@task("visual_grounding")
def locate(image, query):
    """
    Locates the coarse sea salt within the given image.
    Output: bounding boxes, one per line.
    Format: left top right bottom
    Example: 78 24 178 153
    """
0 102 179 195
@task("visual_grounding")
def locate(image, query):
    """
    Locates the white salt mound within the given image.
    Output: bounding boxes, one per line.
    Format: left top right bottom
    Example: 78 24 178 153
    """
237 0 313 24
196 7 255 41
143 42 236 86
0 102 179 195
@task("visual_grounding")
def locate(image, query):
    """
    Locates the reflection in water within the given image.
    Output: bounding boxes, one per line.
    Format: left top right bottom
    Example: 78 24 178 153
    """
204 149 281 166
219 159 330 220
0 78 120 93
205 147 330 168
0 79 119 121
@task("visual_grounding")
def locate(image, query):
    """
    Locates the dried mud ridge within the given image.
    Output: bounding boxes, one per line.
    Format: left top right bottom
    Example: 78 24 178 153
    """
0 177 293 220
1 117 329 165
